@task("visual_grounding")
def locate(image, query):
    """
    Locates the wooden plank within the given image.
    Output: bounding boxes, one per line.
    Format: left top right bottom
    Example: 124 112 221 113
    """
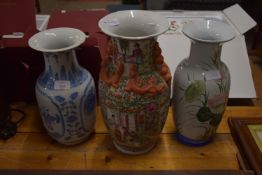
0 132 239 170
95 107 107 133
0 150 85 170
84 134 239 170
11 102 45 133
0 170 254 175
0 133 95 152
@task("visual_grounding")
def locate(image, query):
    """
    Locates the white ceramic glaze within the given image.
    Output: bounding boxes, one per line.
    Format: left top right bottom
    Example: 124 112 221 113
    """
172 20 235 146
98 10 169 40
29 28 96 145
182 20 235 43
28 27 86 52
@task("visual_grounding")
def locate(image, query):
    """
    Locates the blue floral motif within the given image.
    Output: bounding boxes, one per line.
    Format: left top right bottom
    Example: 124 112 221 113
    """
38 64 54 89
68 72 76 86
70 92 78 100
41 108 60 131
71 62 77 73
49 91 86 138
55 96 65 103
60 65 67 80
40 73 49 86
55 73 59 80
37 51 88 90
66 115 78 123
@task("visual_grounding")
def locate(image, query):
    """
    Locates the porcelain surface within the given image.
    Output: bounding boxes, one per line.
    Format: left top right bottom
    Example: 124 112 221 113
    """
28 27 86 52
98 10 169 40
98 10 171 154
29 28 96 145
182 20 235 43
172 20 235 146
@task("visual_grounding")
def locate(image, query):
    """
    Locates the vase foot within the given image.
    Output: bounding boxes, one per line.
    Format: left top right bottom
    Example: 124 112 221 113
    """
176 132 212 147
113 141 156 155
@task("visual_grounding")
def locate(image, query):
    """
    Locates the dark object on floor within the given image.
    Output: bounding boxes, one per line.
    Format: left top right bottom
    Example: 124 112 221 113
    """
0 86 26 140
0 108 26 140
0 120 17 140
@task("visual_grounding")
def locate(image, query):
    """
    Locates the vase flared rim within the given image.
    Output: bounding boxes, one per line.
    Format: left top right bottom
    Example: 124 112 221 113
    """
182 20 236 44
98 10 169 40
28 27 86 53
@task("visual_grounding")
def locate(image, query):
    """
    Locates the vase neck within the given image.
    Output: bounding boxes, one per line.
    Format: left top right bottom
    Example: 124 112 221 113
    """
43 50 82 79
188 41 222 66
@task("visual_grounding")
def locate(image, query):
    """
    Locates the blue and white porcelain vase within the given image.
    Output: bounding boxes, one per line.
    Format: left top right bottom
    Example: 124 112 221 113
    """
28 27 96 145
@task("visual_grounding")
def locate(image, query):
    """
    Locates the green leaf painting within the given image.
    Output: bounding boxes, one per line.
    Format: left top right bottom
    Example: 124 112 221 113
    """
196 107 213 122
185 80 204 102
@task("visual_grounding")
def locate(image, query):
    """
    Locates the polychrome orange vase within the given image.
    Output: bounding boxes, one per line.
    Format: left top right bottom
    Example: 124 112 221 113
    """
98 10 171 154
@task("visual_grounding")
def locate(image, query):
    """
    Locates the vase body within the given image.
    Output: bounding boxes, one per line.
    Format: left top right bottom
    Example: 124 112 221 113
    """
29 28 96 145
98 10 171 154
172 20 235 146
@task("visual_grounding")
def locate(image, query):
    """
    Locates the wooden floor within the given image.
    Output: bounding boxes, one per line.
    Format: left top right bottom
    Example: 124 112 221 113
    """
2 104 262 170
